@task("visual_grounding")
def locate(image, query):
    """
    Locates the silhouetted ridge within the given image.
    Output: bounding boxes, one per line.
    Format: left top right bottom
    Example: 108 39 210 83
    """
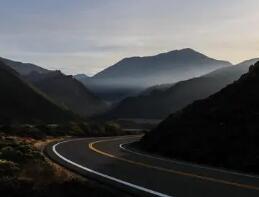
0 60 76 123
0 57 49 75
141 61 259 174
26 70 107 117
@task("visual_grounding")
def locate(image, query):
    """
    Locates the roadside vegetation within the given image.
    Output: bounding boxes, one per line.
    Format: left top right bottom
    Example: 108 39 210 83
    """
0 121 131 140
0 135 132 197
0 120 139 197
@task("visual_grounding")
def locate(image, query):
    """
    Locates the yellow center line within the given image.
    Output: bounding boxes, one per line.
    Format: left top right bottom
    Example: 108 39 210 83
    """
89 136 259 191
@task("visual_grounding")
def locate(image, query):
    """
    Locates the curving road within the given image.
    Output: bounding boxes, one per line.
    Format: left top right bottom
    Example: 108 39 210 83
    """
45 135 259 197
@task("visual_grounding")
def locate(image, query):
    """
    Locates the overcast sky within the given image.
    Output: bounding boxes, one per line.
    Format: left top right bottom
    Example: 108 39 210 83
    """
1 0 259 75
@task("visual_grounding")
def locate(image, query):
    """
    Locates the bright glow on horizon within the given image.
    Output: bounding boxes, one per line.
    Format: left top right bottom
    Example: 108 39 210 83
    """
0 0 259 76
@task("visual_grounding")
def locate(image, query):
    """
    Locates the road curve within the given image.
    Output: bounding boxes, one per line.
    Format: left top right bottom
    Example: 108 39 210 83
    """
45 136 259 197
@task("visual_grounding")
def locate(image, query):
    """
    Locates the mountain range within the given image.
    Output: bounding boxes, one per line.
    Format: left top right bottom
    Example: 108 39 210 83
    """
2 50 257 123
1 57 107 118
76 48 231 102
141 61 259 174
106 58 259 119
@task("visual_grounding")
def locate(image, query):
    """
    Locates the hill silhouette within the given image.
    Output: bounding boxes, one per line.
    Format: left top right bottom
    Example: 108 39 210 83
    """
0 57 49 75
141 61 259 174
26 71 107 117
0 61 75 123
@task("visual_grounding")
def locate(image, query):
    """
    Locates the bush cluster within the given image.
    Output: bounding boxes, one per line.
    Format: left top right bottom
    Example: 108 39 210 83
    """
0 121 127 139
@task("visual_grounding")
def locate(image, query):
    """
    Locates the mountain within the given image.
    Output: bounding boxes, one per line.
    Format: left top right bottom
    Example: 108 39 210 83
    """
106 58 259 119
26 71 107 117
0 61 76 123
93 48 231 85
0 57 49 75
141 61 259 174
1 57 107 117
76 48 231 102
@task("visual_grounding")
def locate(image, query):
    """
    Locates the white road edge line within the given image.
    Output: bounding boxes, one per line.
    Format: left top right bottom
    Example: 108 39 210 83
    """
119 143 259 180
52 139 174 197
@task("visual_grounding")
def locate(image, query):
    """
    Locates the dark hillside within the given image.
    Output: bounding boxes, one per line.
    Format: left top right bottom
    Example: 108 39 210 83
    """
26 71 107 117
141 61 259 174
0 61 75 123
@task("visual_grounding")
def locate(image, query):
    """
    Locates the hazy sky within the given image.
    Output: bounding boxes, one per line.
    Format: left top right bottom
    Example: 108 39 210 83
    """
1 0 259 75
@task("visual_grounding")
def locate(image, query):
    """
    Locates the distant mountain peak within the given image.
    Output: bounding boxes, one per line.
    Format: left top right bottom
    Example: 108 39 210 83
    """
156 48 208 59
111 48 208 66
169 48 201 54
82 48 233 102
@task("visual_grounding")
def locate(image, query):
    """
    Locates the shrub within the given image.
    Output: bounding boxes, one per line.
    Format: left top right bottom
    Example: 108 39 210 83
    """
0 146 24 163
104 122 122 136
0 160 19 177
68 122 85 136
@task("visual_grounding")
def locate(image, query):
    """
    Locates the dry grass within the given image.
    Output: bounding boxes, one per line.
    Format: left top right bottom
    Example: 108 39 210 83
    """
32 137 85 182
33 137 64 151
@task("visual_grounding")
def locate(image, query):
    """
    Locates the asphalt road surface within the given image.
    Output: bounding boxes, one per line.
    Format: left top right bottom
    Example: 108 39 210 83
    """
45 135 259 197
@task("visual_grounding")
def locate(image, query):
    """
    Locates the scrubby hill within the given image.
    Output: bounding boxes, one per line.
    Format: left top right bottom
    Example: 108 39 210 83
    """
141 61 259 174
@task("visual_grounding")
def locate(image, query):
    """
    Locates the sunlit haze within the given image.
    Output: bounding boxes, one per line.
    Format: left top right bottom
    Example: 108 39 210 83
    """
1 0 259 75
